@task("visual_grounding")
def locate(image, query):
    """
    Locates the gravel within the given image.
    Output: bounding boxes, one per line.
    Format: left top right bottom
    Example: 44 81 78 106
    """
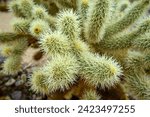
5 78 15 86
0 55 46 100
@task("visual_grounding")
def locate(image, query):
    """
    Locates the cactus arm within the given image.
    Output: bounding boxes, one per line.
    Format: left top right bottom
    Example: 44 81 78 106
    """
84 0 109 43
104 0 150 39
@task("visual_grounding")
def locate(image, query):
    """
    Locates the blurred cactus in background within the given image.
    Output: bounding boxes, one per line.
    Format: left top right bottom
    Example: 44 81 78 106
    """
0 0 150 100
0 0 9 12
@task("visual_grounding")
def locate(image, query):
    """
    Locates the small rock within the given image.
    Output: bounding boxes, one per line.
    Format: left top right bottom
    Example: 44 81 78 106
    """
21 94 27 100
3 77 9 81
25 81 30 87
5 78 15 86
0 56 6 65
15 80 24 87
11 91 22 100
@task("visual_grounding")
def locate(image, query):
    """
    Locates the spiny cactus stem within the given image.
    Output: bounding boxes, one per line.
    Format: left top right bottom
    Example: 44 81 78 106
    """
0 32 38 45
104 0 150 39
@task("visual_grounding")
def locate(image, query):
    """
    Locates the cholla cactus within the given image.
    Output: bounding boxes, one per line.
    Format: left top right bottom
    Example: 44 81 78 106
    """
0 0 8 12
0 0 150 100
